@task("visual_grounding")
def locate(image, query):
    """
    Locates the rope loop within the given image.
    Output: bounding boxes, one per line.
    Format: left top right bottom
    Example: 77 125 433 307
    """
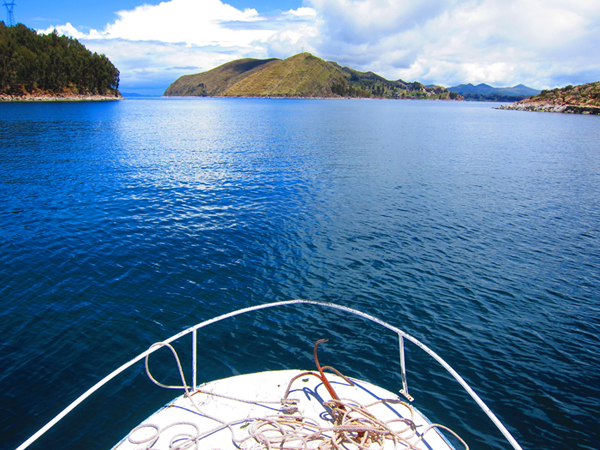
145 342 191 394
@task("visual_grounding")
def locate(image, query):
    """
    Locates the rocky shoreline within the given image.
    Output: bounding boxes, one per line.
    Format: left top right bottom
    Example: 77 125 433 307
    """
0 93 122 102
496 102 600 115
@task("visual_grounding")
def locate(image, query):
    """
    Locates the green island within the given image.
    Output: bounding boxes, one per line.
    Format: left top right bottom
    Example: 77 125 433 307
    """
497 81 600 114
0 22 121 101
164 53 460 100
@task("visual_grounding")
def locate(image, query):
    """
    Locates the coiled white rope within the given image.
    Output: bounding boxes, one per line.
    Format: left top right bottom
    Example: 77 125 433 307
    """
137 343 469 450
237 397 469 450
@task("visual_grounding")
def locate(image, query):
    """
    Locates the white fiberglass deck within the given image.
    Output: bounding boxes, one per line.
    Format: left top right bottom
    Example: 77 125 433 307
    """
113 369 456 450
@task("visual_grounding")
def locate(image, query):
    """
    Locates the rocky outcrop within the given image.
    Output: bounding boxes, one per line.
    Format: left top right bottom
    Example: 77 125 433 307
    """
496 81 600 114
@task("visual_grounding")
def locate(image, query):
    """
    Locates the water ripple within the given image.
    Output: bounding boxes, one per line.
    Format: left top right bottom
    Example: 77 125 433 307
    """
1 99 599 450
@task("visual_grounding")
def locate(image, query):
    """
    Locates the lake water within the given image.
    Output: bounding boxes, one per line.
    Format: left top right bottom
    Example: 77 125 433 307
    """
1 98 599 450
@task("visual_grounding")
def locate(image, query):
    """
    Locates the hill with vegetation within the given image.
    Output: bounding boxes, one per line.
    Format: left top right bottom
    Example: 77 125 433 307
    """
448 83 540 102
498 81 600 114
0 22 120 100
164 53 459 100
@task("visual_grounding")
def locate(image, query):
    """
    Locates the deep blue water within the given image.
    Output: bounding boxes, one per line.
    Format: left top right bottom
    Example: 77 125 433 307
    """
1 98 599 450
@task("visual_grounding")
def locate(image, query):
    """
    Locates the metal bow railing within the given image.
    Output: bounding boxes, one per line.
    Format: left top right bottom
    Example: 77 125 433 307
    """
15 299 523 450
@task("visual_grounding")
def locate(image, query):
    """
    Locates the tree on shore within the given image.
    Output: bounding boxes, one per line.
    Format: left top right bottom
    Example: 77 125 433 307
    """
0 22 120 96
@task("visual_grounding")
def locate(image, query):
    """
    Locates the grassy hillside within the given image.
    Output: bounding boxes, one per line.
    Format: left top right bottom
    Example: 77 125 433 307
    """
164 53 458 100
163 57 278 96
224 53 340 97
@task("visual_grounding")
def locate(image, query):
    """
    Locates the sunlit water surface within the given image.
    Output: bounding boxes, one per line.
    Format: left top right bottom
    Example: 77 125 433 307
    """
1 98 599 450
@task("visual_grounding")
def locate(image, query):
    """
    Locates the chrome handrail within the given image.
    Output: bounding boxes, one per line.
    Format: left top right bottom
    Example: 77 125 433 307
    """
15 299 522 450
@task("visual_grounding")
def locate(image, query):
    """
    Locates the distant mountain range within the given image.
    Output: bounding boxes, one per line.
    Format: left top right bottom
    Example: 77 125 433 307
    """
164 53 459 100
447 83 541 102
121 92 161 98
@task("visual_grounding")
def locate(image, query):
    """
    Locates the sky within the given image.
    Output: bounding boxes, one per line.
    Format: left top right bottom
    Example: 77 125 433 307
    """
9 0 600 95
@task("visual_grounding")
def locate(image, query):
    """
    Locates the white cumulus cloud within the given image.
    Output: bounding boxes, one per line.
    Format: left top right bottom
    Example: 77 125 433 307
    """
103 0 270 46
39 0 600 94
